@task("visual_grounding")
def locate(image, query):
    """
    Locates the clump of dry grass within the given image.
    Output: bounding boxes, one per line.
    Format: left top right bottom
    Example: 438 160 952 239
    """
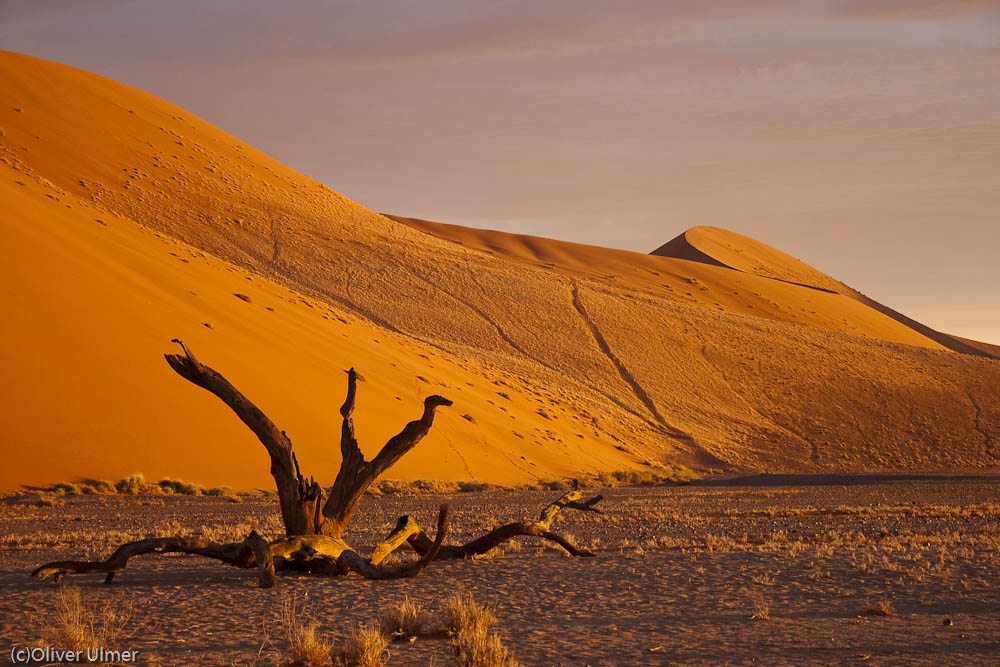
44 474 257 497
452 626 519 667
157 478 204 495
865 599 894 616
444 592 496 636
31 585 133 652
280 596 333 666
338 623 389 667
458 480 491 492
115 473 146 495
365 479 455 496
377 598 426 640
587 464 695 488
748 586 771 620
444 592 518 666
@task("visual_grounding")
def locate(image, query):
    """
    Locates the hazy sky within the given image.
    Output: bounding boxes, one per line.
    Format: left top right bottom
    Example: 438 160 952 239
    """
2 1 998 342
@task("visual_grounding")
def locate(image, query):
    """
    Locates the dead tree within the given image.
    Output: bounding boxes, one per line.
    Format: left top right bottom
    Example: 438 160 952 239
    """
164 339 451 537
32 341 603 587
33 510 450 587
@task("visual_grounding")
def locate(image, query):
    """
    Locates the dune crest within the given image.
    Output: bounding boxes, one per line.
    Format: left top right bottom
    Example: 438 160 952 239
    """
654 226 995 357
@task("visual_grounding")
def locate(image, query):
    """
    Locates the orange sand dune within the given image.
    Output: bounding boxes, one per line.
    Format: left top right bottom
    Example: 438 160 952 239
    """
388 215 952 351
0 174 638 490
654 226 996 358
1 51 998 490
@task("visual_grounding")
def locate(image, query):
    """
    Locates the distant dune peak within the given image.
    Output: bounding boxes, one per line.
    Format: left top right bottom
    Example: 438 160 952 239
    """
652 226 843 294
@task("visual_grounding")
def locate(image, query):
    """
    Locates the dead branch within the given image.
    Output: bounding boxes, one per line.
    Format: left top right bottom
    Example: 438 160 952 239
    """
372 487 603 563
32 507 450 587
164 340 320 535
322 368 453 537
31 530 269 584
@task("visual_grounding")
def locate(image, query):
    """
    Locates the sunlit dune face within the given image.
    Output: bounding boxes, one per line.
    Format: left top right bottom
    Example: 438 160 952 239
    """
0 25 998 492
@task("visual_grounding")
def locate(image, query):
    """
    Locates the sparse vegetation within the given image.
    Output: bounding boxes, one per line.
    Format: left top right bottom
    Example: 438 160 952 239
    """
114 474 146 495
458 480 490 493
30 585 133 652
377 598 427 641
865 599 894 617
43 474 255 497
452 625 519 667
280 596 333 666
748 586 771 621
41 465 695 501
9 479 1000 664
338 623 389 667
444 592 518 667
444 591 497 636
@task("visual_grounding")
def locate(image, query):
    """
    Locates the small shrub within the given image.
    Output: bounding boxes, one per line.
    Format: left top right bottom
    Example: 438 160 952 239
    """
444 591 518 667
157 478 204 496
280 596 332 666
340 623 388 667
31 585 133 652
748 586 770 621
412 479 454 494
115 474 146 495
865 599 894 617
444 592 496 636
536 479 569 492
458 480 490 493
378 598 425 640
368 480 410 496
452 626 519 667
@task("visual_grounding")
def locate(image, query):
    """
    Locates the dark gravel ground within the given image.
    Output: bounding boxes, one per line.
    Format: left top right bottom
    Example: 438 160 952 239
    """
1 474 998 665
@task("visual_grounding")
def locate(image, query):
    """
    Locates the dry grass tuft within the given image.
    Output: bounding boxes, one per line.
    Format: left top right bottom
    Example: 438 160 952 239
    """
115 473 146 495
748 586 771 621
452 626 519 667
44 474 259 497
32 585 133 652
338 623 389 667
280 596 333 666
377 598 426 640
444 591 496 636
444 591 518 666
865 599 894 616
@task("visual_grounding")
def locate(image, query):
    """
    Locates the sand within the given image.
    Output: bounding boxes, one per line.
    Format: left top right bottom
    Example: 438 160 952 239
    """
1 50 998 493
2 478 999 665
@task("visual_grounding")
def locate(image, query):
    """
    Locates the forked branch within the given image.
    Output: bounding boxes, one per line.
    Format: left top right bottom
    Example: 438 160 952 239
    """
322 368 453 537
164 341 451 538
371 486 603 563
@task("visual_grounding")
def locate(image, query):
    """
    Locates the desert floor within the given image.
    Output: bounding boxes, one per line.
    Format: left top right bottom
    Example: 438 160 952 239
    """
2 475 998 665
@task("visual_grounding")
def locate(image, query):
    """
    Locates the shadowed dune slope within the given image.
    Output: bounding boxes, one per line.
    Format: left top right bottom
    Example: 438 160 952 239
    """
1 51 998 490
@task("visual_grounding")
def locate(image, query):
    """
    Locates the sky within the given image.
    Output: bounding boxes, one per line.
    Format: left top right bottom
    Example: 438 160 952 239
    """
2 0 998 343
